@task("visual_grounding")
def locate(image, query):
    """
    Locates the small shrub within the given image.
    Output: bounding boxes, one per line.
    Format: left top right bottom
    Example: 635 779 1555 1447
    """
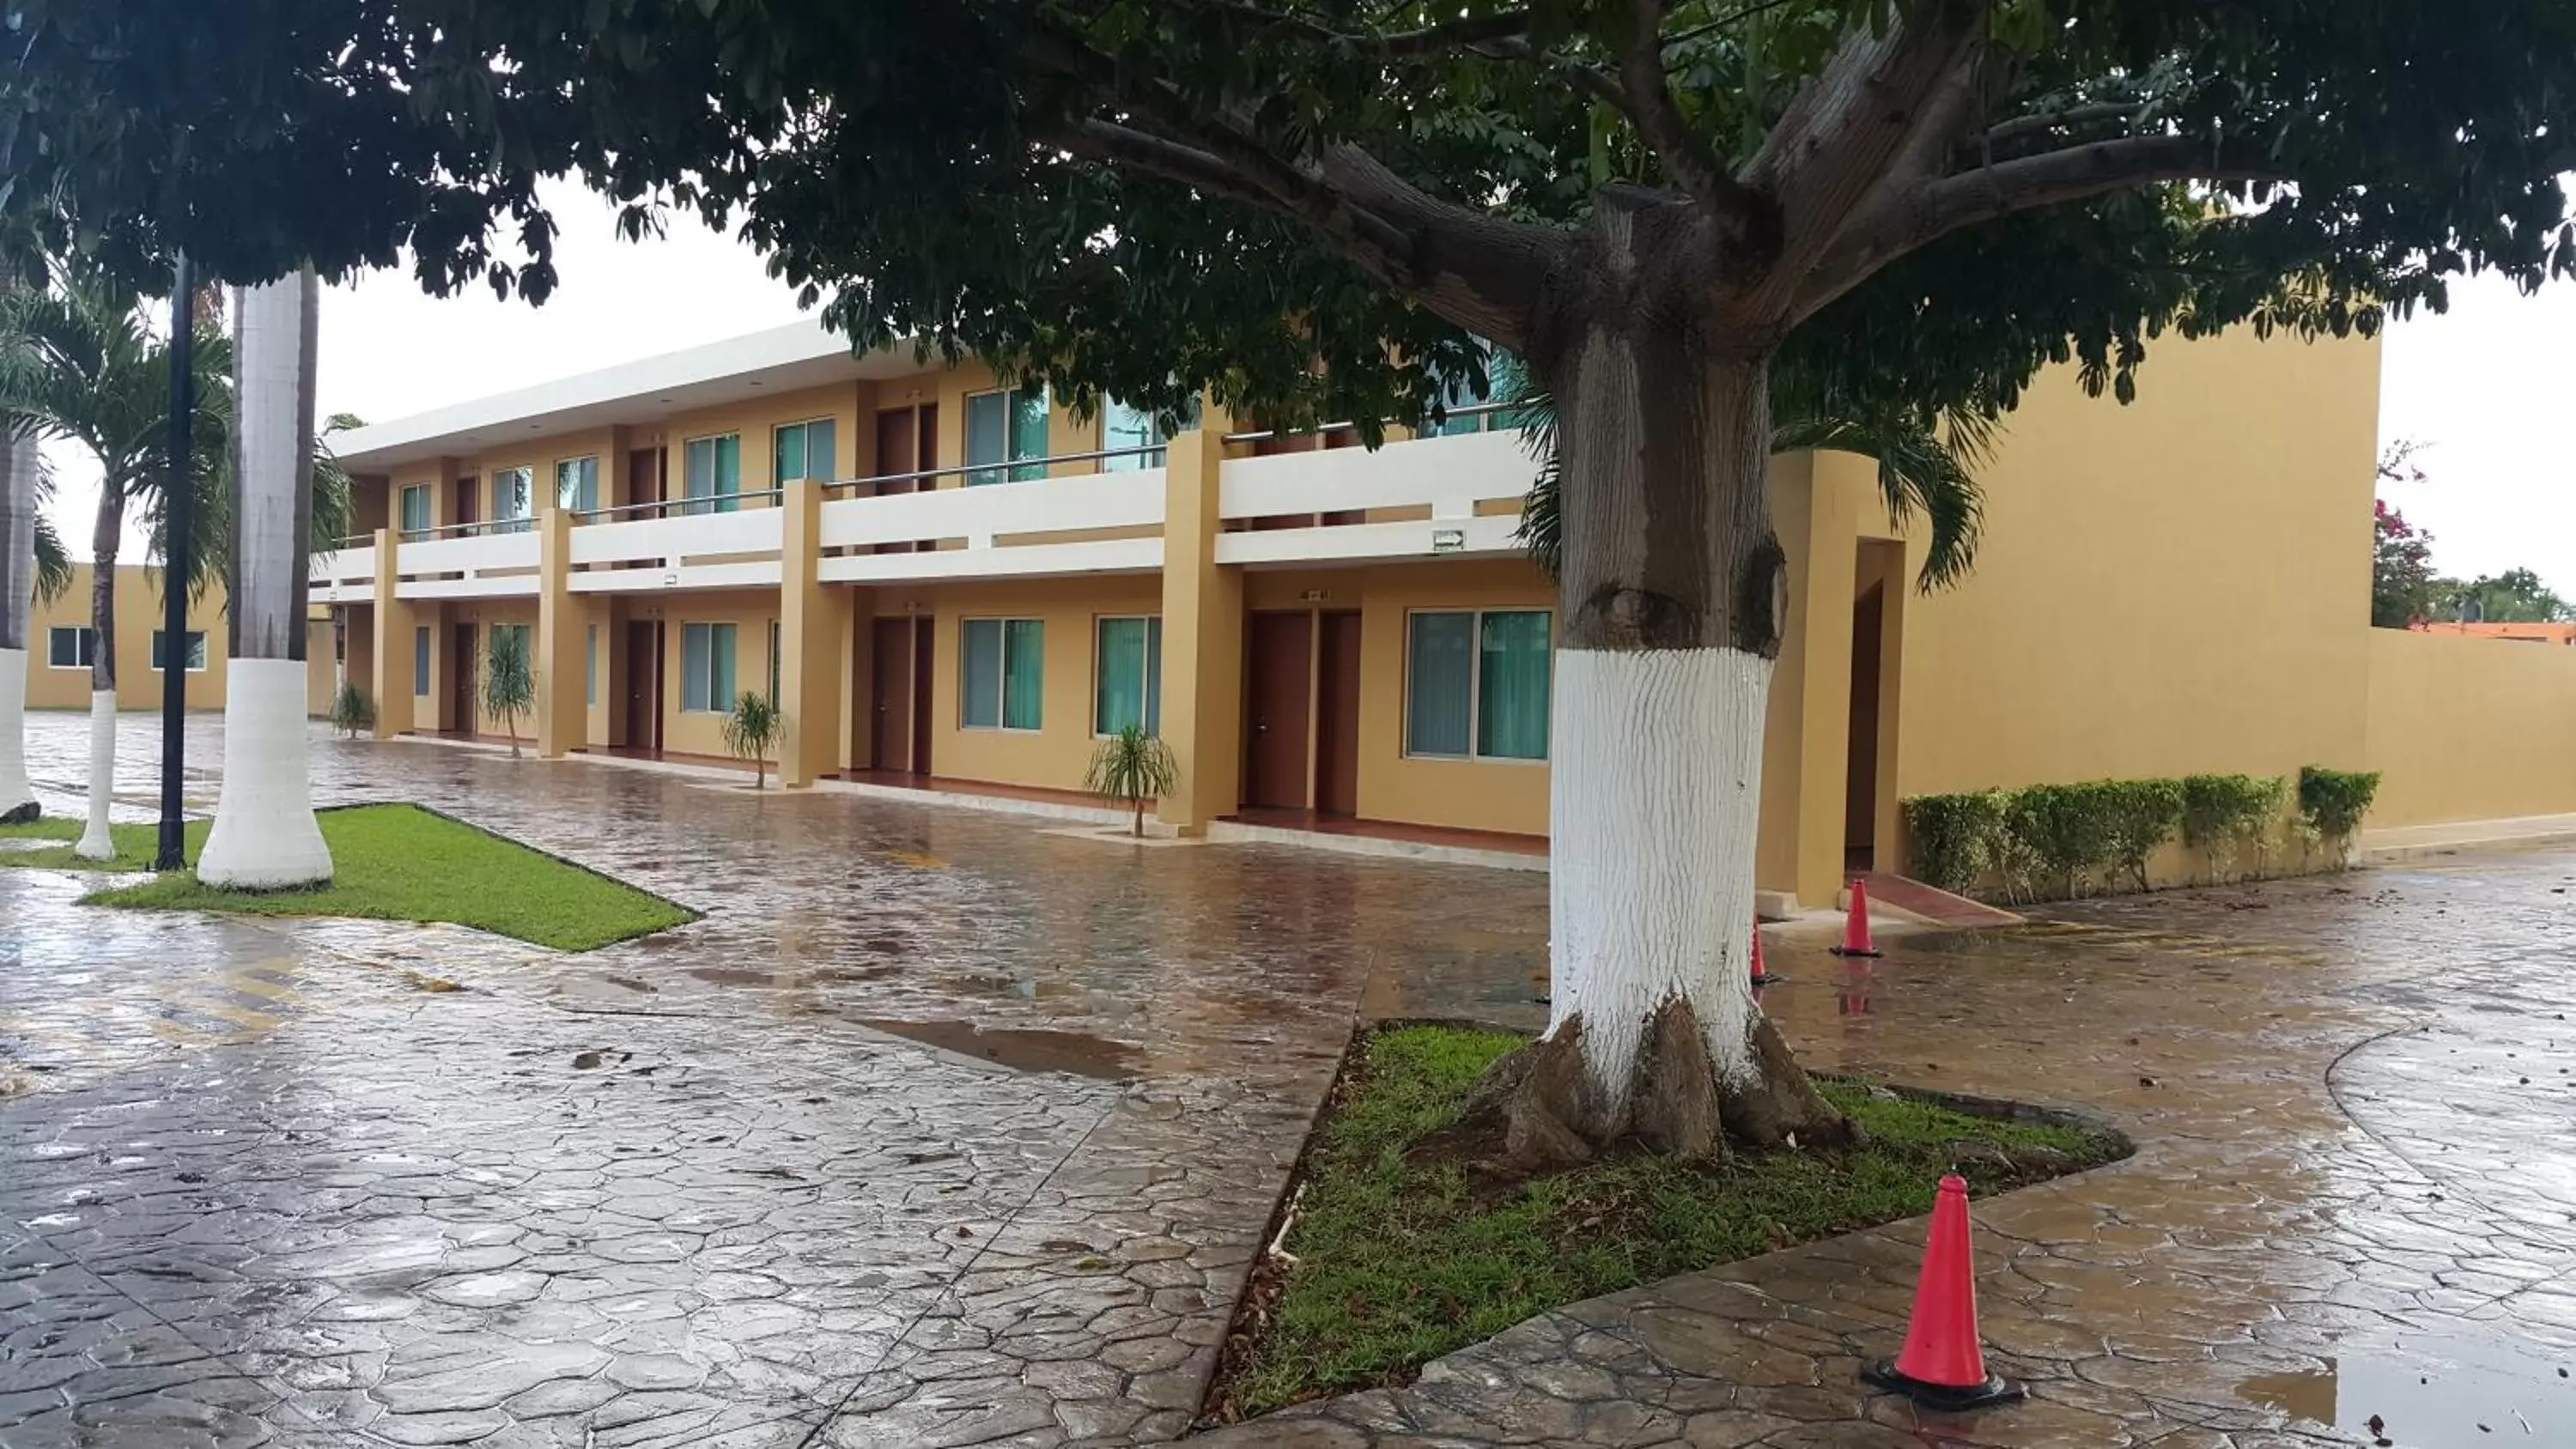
1084 724 1179 837
2099 779 2184 893
2297 766 2381 862
2181 773 2285 883
483 626 534 758
1901 791 2008 895
721 690 783 789
330 682 376 738
2007 782 2117 899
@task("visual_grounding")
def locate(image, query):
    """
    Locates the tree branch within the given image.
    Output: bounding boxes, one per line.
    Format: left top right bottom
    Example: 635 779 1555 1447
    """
1467 35 1629 111
1176 1 1534 57
1734 0 1987 319
1048 118 1419 278
1967 100 2143 156
1791 134 2293 319
1615 0 1765 240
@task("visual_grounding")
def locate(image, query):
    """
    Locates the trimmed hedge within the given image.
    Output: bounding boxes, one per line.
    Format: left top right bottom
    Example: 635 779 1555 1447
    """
1903 766 2376 903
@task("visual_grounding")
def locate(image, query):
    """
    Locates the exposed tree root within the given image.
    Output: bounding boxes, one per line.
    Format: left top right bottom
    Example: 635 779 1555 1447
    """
0 802 35 826
1463 998 1850 1173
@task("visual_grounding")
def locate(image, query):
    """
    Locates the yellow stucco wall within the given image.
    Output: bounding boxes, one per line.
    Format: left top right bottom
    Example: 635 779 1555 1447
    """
26 565 230 711
911 575 1166 790
2363 628 2576 827
1897 327 2381 797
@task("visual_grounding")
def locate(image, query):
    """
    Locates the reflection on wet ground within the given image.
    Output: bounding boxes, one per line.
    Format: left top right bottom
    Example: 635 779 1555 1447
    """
1202 854 2576 1449
14 713 2576 1448
0 712 1546 1448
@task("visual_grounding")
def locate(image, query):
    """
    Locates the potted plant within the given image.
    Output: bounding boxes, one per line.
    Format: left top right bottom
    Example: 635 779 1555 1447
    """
722 689 782 789
1084 724 1178 838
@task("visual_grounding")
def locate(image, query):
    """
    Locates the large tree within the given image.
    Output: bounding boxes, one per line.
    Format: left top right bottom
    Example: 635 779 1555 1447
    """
17 0 2576 1155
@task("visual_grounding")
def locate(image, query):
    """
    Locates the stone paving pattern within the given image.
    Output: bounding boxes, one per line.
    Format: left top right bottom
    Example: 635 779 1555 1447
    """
7 713 2576 1446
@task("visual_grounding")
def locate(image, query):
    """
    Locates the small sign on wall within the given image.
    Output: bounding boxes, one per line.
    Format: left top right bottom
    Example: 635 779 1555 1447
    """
662 571 679 588
1431 529 1467 554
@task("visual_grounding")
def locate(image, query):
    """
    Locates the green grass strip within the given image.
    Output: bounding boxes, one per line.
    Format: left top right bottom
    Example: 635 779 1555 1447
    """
0 803 692 951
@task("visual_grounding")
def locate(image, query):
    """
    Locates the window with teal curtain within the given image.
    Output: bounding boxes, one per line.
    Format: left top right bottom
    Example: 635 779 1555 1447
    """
1145 616 1163 733
961 619 1003 726
967 387 1049 483
684 435 741 514
1094 617 1153 734
768 620 781 704
1405 612 1475 756
682 621 737 712
414 626 430 696
775 419 837 486
1476 611 1552 760
1003 619 1045 729
491 468 534 531
400 483 433 536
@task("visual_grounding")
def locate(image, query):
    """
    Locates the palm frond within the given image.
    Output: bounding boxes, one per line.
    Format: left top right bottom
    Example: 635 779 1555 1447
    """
32 512 71 603
1512 362 1992 591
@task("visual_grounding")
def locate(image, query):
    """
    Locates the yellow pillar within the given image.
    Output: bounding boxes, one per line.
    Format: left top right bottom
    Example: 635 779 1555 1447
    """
776 476 842 787
1751 452 1869 909
535 508 586 758
367 528 416 738
1154 426 1243 835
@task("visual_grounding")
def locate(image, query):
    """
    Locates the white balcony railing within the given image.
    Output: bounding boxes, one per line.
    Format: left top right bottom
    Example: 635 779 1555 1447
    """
308 540 377 604
568 500 787 594
310 425 1537 603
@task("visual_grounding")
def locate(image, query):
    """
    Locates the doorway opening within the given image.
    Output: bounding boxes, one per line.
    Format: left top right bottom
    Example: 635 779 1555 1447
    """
623 620 664 756
866 615 937 777
1844 541 1905 872
449 621 477 736
1242 610 1315 810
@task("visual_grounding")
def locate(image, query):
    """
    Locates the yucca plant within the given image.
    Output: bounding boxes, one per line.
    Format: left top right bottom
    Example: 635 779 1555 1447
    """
722 690 782 789
1084 724 1178 838
330 682 376 738
483 626 534 758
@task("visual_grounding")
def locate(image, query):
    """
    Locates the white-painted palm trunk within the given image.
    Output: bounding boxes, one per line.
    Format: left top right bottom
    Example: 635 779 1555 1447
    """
196 271 332 888
76 694 116 858
0 651 33 822
1547 646 1767 1100
0 427 35 823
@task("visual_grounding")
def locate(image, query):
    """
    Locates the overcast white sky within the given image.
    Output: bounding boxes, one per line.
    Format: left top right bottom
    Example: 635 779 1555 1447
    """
39 179 2576 593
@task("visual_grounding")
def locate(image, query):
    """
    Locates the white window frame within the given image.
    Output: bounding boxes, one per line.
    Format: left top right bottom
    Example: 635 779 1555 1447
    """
683 433 743 515
1401 607 1553 765
490 466 536 532
556 456 600 515
46 626 95 670
679 621 738 713
964 385 1049 486
959 616 1044 732
773 418 838 487
152 629 210 673
399 482 434 537
1091 615 1163 737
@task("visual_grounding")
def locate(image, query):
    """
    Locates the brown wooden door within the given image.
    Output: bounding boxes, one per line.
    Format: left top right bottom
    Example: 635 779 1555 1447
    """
624 621 662 755
911 619 935 774
450 623 477 734
1315 610 1362 817
871 616 914 773
453 476 478 527
1242 611 1314 811
626 447 665 509
872 406 920 552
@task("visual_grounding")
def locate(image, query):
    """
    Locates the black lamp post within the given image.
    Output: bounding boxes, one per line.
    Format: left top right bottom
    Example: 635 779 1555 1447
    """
155 252 193 871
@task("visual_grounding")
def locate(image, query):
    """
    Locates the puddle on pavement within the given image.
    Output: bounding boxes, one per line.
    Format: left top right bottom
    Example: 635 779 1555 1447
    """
856 1018 1141 1081
2238 1331 2576 1445
686 965 901 989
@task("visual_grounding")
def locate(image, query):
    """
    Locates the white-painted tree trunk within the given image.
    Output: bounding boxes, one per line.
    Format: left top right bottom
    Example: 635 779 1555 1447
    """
1547 646 1769 1098
75 692 116 858
0 650 33 823
197 658 331 888
197 270 333 888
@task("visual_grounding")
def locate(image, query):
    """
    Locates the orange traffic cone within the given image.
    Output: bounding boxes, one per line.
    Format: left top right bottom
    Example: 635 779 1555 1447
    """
1862 1174 2023 1410
1749 925 1778 987
1829 877 1884 958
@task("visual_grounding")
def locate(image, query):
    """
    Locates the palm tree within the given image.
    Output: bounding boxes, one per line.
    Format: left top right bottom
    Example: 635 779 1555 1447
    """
1084 724 1179 837
196 270 332 888
483 624 534 759
720 690 781 789
1510 363 1992 591
0 259 229 858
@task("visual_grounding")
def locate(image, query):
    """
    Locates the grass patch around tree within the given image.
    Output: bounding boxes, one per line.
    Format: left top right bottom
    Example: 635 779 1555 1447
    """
51 803 694 951
0 816 165 871
1205 1023 2127 1423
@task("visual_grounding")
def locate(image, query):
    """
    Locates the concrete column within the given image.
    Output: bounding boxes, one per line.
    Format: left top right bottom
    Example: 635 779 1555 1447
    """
368 528 416 738
776 476 842 787
1750 451 1869 910
1153 426 1243 835
839 587 875 773
535 508 586 757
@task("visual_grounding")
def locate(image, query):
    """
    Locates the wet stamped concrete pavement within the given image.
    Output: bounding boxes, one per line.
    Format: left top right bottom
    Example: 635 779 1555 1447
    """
5 715 2576 1446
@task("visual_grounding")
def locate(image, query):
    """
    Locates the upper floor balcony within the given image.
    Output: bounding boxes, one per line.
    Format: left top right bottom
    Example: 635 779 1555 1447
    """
309 407 1540 607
